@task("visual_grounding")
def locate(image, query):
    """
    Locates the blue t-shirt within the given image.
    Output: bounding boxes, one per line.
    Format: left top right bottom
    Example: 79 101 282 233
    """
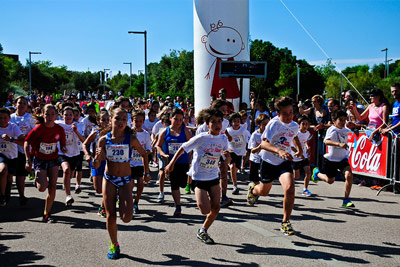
392 101 400 134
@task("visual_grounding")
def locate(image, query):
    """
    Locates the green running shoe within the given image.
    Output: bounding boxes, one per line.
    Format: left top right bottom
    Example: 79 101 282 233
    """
184 184 191 194
311 167 320 183
342 198 355 208
107 242 120 259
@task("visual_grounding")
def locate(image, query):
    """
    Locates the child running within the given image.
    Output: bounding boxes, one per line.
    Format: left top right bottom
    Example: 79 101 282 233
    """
292 116 312 197
311 110 355 208
226 112 250 195
0 107 25 206
82 109 110 217
165 108 230 244
247 114 269 185
57 106 85 206
94 107 149 259
10 96 36 205
156 108 192 216
247 96 303 236
24 104 67 223
130 109 152 214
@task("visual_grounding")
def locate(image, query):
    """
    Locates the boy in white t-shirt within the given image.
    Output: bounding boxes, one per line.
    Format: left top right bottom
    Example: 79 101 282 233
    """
0 107 25 206
248 114 269 185
311 110 355 208
247 97 303 236
130 110 152 214
165 108 230 244
291 116 312 197
226 113 250 195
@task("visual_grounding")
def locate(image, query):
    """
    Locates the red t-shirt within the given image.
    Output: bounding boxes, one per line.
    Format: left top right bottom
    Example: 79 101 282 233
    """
25 124 66 160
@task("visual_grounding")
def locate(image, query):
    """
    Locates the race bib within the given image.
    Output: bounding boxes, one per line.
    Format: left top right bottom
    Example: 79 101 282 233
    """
168 142 182 155
106 144 129 162
231 135 244 148
39 142 57 155
131 150 142 163
199 153 218 170
65 131 74 145
0 141 10 152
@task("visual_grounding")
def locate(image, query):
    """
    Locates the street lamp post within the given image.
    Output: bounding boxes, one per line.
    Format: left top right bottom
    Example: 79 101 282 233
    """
123 62 132 87
128 31 147 98
296 63 300 102
29 51 41 96
387 59 393 76
381 48 388 78
103 68 110 93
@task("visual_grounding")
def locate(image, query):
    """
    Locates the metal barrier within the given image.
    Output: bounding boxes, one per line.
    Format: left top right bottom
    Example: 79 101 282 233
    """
310 129 399 195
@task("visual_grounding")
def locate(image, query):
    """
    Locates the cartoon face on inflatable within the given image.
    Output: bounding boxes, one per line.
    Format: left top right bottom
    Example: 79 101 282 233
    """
202 21 245 59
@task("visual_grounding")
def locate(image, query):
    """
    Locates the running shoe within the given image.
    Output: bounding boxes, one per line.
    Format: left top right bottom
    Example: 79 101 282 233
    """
107 242 120 260
342 198 355 208
302 189 312 197
156 192 164 203
311 167 320 183
0 195 6 207
65 195 74 206
133 203 139 214
98 206 106 218
232 186 239 195
247 182 257 206
281 221 295 236
151 161 158 168
42 214 55 223
173 205 181 217
19 196 28 206
184 184 191 194
358 180 366 186
197 229 215 244
220 197 233 208
370 185 379 190
28 171 35 180
74 185 81 194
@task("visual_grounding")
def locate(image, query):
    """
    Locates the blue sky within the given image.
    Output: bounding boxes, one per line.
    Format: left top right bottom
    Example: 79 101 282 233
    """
1 0 399 75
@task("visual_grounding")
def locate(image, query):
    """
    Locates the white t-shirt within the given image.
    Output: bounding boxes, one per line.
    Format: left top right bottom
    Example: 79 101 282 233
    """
260 117 299 166
182 132 228 181
292 130 311 162
76 121 84 152
143 118 158 133
130 130 152 167
152 120 163 135
10 112 36 153
56 121 81 157
324 126 350 162
248 130 263 163
0 122 22 159
83 116 96 137
226 126 250 156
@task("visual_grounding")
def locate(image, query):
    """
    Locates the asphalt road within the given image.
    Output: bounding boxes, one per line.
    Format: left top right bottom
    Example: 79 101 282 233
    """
1 167 400 267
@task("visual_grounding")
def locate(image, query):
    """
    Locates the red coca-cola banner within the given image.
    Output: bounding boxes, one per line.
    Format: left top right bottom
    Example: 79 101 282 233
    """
347 132 388 178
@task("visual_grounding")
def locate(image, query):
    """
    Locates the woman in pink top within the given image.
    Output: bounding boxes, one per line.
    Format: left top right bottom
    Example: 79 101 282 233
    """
351 89 389 141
